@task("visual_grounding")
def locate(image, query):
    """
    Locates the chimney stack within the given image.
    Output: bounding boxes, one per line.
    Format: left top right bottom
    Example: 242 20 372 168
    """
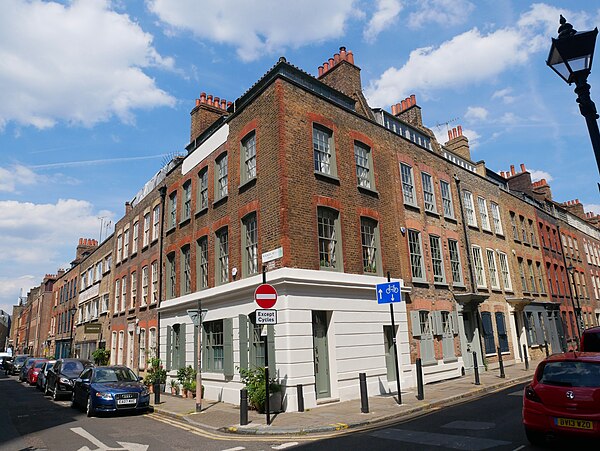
190 91 230 142
444 125 471 161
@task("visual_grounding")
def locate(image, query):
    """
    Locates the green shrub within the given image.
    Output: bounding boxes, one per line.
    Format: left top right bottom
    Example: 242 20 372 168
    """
91 348 110 366
177 365 196 388
239 367 281 413
144 357 167 385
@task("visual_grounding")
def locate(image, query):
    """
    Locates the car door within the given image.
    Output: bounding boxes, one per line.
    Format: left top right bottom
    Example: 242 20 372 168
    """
50 361 61 392
77 368 93 404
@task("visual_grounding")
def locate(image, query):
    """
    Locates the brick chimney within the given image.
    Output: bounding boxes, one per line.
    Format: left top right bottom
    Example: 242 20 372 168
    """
531 178 552 201
443 125 470 161
318 47 374 120
390 94 424 128
501 163 533 196
74 238 98 263
585 211 600 227
561 199 586 220
190 92 231 142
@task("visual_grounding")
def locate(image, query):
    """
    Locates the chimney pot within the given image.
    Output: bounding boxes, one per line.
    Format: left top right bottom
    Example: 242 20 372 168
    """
323 61 329 72
328 57 334 68
401 99 407 110
452 128 458 139
339 46 347 59
520 163 526 172
347 51 354 64
318 66 324 77
79 238 82 245
410 94 416 106
391 104 397 115
213 96 220 107
195 99 200 106
334 53 340 64
207 94 213 103
220 99 226 109
510 165 516 176
200 92 206 103
448 130 453 141
457 125 462 136
576 198 579 204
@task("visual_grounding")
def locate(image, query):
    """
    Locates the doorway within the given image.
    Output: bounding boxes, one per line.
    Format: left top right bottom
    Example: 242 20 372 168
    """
312 311 331 399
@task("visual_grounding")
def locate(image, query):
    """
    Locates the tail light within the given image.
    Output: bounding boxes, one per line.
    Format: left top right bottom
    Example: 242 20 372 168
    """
525 384 542 403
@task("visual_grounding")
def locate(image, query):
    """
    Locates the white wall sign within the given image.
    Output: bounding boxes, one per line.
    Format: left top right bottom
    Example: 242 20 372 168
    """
262 247 283 264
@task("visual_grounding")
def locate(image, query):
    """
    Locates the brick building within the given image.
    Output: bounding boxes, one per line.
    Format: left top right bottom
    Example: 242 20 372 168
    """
73 236 114 360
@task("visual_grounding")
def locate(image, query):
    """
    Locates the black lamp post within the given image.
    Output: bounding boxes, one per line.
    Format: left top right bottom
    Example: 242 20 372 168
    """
69 307 77 358
547 15 600 175
566 264 583 338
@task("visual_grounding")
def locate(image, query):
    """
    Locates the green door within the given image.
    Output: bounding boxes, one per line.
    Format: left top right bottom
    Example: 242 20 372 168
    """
383 325 396 382
312 311 331 399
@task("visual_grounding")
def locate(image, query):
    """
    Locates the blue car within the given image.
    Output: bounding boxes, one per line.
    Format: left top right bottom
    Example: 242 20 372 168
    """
71 366 150 417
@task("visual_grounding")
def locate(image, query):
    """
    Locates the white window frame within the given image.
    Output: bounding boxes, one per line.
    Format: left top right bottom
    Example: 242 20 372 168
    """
490 202 503 235
486 248 500 290
472 245 487 288
182 181 191 221
130 271 137 309
151 261 158 304
123 228 130 259
429 235 446 283
142 266 148 306
448 238 464 285
408 229 426 282
313 124 335 176
478 197 491 231
463 191 477 227
421 172 437 213
354 141 373 189
132 221 139 254
139 328 146 370
143 213 150 247
440 180 454 219
400 163 416 207
216 153 229 200
241 132 257 184
152 205 160 242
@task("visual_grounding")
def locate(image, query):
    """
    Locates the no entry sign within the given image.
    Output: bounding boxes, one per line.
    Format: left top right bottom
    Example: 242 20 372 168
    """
255 283 278 309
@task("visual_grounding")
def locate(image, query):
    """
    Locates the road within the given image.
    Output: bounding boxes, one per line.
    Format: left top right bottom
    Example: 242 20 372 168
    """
2 372 592 451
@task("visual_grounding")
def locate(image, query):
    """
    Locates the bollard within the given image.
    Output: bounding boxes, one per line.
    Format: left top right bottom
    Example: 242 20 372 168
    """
473 351 480 385
544 341 550 358
523 344 529 370
297 384 304 413
240 388 248 426
416 358 424 400
497 347 505 379
153 382 160 405
359 372 369 413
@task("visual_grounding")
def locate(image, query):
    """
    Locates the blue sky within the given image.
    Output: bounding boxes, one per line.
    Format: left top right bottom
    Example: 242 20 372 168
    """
1 0 599 315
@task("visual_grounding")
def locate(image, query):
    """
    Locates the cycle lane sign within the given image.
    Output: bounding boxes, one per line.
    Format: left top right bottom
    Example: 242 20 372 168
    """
376 281 402 304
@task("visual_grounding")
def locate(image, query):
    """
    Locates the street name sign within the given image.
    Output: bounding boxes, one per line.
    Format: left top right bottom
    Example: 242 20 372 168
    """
254 284 278 309
255 309 277 325
187 309 208 326
376 281 402 304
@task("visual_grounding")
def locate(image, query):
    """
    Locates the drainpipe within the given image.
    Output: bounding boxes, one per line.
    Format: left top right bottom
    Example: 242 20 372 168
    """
453 175 485 365
557 225 582 347
157 186 167 370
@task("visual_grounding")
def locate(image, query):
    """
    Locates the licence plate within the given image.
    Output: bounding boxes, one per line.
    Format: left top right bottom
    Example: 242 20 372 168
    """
555 417 593 430
116 398 137 405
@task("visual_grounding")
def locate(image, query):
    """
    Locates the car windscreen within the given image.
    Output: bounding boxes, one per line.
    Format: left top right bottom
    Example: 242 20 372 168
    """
539 361 600 388
94 368 138 383
62 361 85 377
14 356 28 364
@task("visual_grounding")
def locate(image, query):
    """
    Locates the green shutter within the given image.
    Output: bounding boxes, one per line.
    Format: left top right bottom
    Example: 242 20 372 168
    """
267 325 276 376
166 325 172 371
224 318 234 377
432 311 443 336
178 323 186 369
238 315 248 371
193 325 199 371
410 311 421 337
451 310 459 335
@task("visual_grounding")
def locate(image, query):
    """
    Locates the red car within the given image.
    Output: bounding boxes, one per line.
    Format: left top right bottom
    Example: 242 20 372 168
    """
523 352 600 444
580 326 600 352
26 359 48 385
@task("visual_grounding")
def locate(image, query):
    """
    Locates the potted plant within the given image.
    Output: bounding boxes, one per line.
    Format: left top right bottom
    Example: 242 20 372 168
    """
168 379 179 396
177 366 196 398
239 366 282 413
91 348 110 366
144 357 167 391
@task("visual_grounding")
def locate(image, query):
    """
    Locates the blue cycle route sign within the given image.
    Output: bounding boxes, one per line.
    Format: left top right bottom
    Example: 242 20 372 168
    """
376 281 402 304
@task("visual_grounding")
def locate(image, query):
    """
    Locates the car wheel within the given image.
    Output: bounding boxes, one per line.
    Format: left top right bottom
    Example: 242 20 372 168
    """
86 396 95 417
525 427 545 446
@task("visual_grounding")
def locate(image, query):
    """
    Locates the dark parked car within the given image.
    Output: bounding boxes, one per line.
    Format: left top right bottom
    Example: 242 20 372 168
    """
45 358 92 400
19 357 38 382
522 351 600 444
2 356 13 375
26 359 48 385
71 366 150 417
11 354 31 376
580 326 600 352
36 360 56 391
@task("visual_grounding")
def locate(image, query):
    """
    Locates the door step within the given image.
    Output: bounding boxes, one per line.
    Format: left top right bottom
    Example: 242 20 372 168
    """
316 397 340 406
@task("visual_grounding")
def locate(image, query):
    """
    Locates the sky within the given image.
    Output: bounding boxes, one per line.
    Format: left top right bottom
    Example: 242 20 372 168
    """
1 0 599 316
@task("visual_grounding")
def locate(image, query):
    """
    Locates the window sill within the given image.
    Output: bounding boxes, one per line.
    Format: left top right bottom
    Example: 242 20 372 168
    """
314 171 340 184
443 215 457 223
179 217 191 227
495 232 505 238
451 283 466 289
239 177 256 192
491 287 503 293
425 209 440 218
404 202 420 212
100 311 108 316
142 244 149 252
195 206 208 217
357 185 379 197
213 195 228 207
467 224 480 231
166 225 176 235
412 279 430 287
433 282 449 288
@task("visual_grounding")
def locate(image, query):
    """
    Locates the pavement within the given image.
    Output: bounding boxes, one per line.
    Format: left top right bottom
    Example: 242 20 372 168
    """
150 360 538 436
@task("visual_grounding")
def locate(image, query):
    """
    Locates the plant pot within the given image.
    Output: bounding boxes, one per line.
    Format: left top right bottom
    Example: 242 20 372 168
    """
148 384 154 394
187 390 194 399
181 388 188 397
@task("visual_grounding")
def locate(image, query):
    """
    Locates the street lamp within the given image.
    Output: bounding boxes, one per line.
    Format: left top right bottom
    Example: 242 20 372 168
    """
566 264 583 338
547 15 600 175
69 307 77 358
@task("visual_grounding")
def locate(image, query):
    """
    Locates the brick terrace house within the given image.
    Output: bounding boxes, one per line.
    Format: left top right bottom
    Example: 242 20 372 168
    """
155 47 600 412
73 235 114 360
109 157 182 379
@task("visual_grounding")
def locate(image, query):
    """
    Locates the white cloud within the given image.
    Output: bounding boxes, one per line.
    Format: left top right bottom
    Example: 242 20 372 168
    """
465 106 489 122
491 88 516 104
499 112 519 124
365 27 531 107
147 0 360 61
529 169 554 182
0 0 176 131
0 274 37 315
408 0 474 29
461 128 480 148
363 0 403 43
0 164 37 192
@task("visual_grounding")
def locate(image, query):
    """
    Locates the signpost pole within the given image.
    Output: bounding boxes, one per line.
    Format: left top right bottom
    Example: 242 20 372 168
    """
262 266 270 426
387 272 402 405
196 299 202 412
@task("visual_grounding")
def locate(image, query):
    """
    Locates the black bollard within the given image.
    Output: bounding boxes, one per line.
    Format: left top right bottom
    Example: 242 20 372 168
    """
473 351 480 385
416 358 424 400
153 382 160 405
523 344 529 370
544 341 550 358
297 384 304 412
497 347 505 379
240 388 248 426
359 372 369 413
